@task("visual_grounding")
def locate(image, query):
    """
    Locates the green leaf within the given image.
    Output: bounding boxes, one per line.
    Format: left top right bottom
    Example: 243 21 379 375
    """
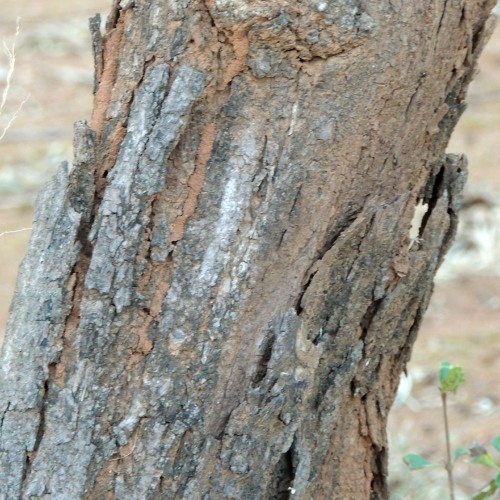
472 490 493 500
492 436 500 453
470 452 498 469
439 361 465 394
472 491 491 500
495 473 500 488
472 479 497 500
454 447 470 461
403 453 433 470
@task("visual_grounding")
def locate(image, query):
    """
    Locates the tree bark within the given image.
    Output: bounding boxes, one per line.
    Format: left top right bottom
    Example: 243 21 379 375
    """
0 1 495 498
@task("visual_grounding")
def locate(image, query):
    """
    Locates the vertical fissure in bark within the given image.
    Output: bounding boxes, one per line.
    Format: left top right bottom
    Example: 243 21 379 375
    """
32 369 52 456
20 363 53 492
368 414 387 499
104 0 121 33
419 163 446 233
0 402 8 430
471 14 491 53
294 206 365 317
268 435 296 499
55 122 98 385
351 298 383 392
320 206 365 256
201 0 217 29
436 0 451 45
419 155 466 267
359 298 384 344
404 71 428 120
294 270 317 316
252 328 277 385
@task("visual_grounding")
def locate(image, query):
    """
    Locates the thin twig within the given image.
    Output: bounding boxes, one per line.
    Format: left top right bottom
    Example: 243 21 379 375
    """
0 18 30 141
0 95 29 142
441 390 455 500
0 227 32 238
0 19 20 115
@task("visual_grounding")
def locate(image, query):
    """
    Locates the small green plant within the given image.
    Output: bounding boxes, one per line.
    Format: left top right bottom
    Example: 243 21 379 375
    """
403 361 500 500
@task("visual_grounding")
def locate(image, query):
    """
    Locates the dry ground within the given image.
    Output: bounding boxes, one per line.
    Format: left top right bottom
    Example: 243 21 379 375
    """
0 3 499 498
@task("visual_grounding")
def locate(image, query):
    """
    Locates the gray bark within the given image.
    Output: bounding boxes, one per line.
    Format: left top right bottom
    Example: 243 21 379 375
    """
0 1 496 498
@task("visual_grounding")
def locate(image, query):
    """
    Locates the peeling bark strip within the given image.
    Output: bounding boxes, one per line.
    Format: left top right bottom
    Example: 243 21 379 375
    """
0 1 496 498
86 64 205 312
170 122 217 242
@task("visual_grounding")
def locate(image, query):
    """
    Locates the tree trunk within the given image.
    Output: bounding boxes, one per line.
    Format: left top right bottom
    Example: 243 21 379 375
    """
0 1 495 498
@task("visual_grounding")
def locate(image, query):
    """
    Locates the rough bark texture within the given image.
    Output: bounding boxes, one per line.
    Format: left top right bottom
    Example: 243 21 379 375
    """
0 1 495 498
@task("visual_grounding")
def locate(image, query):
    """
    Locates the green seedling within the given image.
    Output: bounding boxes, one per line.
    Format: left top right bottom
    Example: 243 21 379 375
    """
403 361 500 500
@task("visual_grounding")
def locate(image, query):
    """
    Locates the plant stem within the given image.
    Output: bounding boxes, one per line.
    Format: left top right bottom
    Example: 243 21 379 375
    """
441 390 455 500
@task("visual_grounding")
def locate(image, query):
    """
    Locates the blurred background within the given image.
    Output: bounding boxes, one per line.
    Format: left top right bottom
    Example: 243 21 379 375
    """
0 2 499 498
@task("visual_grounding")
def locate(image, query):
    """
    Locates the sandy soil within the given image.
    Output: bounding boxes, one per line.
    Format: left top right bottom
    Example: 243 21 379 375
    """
0 3 499 498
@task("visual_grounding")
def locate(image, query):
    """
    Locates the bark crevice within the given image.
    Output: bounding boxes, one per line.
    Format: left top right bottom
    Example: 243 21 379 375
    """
268 435 296 500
